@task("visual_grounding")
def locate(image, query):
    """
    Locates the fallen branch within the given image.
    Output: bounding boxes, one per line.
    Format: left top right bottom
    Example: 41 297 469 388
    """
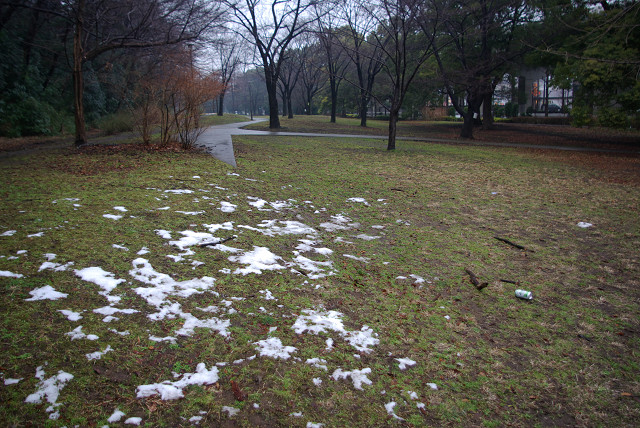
465 269 488 290
199 236 236 247
500 279 519 285
494 236 533 252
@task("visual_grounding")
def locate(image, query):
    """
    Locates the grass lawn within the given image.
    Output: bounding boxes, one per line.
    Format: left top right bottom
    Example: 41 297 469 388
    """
0 131 638 427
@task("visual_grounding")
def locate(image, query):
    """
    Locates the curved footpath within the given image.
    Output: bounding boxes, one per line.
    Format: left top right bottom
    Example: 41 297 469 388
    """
197 119 640 167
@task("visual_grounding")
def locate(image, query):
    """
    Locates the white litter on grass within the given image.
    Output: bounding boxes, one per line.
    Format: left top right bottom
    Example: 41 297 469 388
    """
26 285 68 301
108 408 126 422
58 310 83 321
24 366 74 420
4 378 22 385
1 230 17 236
0 270 24 278
219 202 237 213
577 222 593 228
384 401 405 421
228 246 286 275
114 206 128 212
65 326 99 341
137 363 219 400
222 406 240 417
86 345 113 360
331 368 372 390
426 382 438 390
254 337 297 360
396 358 417 370
124 417 142 425
103 214 123 220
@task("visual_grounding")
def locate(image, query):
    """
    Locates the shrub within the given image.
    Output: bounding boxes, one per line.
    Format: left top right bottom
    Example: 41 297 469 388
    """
570 105 593 127
597 107 629 129
97 111 135 135
0 87 57 137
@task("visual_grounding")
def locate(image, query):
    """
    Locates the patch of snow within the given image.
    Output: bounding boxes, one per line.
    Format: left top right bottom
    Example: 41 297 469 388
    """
103 214 123 220
384 401 404 421
27 232 44 238
65 326 99 341
58 309 83 321
136 363 219 400
24 366 74 420
219 202 237 213
176 210 205 215
1 230 17 236
347 197 369 205
259 289 277 300
254 337 297 360
155 229 172 239
222 406 240 417
25 285 67 301
577 222 593 228
164 189 193 194
0 270 24 278
396 358 417 370
343 254 370 263
4 378 22 385
108 409 126 423
426 382 438 390
228 246 285 275
306 358 328 371
355 234 380 241
86 345 113 360
113 206 128 212
313 378 322 386
75 267 126 299
124 417 142 425
331 368 372 390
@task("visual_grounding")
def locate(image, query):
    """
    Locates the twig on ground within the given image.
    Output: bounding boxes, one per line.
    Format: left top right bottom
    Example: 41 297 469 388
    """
494 236 533 252
465 269 488 290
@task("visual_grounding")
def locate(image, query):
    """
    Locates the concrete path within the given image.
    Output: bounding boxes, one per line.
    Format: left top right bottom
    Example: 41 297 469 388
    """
197 119 639 167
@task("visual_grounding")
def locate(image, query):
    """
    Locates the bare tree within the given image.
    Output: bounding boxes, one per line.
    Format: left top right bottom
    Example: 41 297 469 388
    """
298 39 327 115
211 35 243 116
369 0 438 150
338 0 388 127
224 0 318 129
314 3 350 122
278 47 303 118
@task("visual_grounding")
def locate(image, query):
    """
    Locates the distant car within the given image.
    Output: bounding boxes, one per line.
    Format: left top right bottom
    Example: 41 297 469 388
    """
540 104 562 113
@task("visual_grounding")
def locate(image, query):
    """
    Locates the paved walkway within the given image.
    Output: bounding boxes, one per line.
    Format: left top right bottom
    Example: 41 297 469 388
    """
197 119 640 167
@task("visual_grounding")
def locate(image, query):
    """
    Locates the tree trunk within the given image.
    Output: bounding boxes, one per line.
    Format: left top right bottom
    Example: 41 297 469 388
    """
73 0 87 147
329 77 337 123
482 92 494 130
287 95 293 119
265 74 280 129
461 113 475 138
359 92 368 127
387 108 399 150
217 92 225 116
